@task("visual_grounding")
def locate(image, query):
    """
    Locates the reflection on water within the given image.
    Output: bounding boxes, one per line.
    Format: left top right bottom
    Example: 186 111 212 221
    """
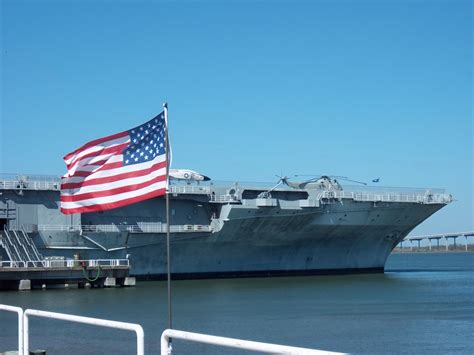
0 253 473 354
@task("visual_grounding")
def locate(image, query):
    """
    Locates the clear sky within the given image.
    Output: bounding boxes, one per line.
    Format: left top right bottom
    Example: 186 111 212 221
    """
1 0 472 235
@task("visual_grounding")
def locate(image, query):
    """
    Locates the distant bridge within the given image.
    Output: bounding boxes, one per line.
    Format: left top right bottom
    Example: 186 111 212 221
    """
399 231 474 251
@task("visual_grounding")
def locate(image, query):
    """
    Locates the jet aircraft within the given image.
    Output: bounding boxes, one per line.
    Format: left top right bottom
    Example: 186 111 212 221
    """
169 169 211 182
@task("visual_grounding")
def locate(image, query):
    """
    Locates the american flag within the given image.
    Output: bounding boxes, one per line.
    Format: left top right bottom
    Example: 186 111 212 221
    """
60 112 168 214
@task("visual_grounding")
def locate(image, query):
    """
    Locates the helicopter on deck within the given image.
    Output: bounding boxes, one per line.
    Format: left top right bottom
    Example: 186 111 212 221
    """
276 174 370 191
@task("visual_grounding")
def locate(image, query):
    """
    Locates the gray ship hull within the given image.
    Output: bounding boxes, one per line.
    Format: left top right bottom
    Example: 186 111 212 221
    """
32 201 443 279
0 175 451 279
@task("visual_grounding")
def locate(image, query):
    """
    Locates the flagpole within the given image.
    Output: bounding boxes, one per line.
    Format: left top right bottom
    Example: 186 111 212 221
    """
164 102 172 333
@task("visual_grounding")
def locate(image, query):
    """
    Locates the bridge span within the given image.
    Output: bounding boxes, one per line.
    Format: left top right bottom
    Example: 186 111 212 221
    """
398 231 474 251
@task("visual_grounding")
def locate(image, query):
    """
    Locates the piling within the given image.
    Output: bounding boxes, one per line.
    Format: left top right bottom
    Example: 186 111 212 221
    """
18 279 31 291
104 277 116 287
124 277 136 286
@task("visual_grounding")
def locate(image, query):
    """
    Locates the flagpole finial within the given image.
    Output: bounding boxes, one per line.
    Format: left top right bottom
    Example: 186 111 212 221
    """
163 102 168 109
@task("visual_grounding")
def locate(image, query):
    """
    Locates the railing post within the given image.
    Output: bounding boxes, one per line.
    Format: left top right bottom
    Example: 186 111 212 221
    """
23 309 29 355
0 305 24 354
161 330 171 354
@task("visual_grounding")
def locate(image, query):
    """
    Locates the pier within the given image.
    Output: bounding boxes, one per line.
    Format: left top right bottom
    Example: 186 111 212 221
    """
0 227 134 290
396 231 474 252
0 259 134 291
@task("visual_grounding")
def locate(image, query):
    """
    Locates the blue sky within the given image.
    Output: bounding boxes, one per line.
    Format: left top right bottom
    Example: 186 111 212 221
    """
1 0 472 234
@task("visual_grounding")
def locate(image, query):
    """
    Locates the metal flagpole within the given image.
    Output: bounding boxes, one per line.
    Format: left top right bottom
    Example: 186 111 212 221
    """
163 102 173 335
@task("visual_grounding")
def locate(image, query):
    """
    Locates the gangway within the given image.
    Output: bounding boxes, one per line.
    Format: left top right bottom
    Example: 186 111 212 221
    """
0 228 44 264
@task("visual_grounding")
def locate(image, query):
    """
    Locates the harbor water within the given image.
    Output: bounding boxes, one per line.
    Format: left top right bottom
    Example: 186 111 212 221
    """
0 252 473 354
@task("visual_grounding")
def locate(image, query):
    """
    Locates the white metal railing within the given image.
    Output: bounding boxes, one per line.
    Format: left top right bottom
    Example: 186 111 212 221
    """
0 178 209 193
20 226 43 260
4 229 23 262
12 230 32 262
0 260 47 268
0 259 129 269
0 179 60 191
1 305 344 355
160 329 344 355
1 174 452 204
87 259 130 267
0 234 16 263
169 185 210 194
42 258 129 268
0 304 24 354
23 309 144 355
32 224 212 233
1 260 27 268
0 178 210 194
320 190 452 204
0 173 449 196
209 194 240 203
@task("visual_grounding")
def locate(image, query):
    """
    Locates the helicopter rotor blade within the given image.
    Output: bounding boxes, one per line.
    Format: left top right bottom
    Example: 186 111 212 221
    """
338 178 367 185
275 174 289 184
295 174 349 179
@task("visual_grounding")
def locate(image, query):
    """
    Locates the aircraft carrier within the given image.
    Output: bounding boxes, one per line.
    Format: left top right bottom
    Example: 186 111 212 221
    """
0 173 452 279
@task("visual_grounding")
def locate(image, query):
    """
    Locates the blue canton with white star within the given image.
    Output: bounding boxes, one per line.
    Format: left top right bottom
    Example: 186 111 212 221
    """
123 112 166 166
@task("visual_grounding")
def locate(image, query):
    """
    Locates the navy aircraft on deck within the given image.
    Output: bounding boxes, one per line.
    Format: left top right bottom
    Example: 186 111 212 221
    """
169 169 211 182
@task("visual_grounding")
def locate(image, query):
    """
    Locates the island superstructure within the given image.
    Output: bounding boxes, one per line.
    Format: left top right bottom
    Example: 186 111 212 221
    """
0 174 452 278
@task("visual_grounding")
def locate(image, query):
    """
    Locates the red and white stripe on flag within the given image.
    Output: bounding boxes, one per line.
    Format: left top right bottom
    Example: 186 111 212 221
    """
60 112 168 214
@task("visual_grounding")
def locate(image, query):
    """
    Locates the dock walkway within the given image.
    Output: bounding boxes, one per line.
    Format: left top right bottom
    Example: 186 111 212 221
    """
0 259 133 290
